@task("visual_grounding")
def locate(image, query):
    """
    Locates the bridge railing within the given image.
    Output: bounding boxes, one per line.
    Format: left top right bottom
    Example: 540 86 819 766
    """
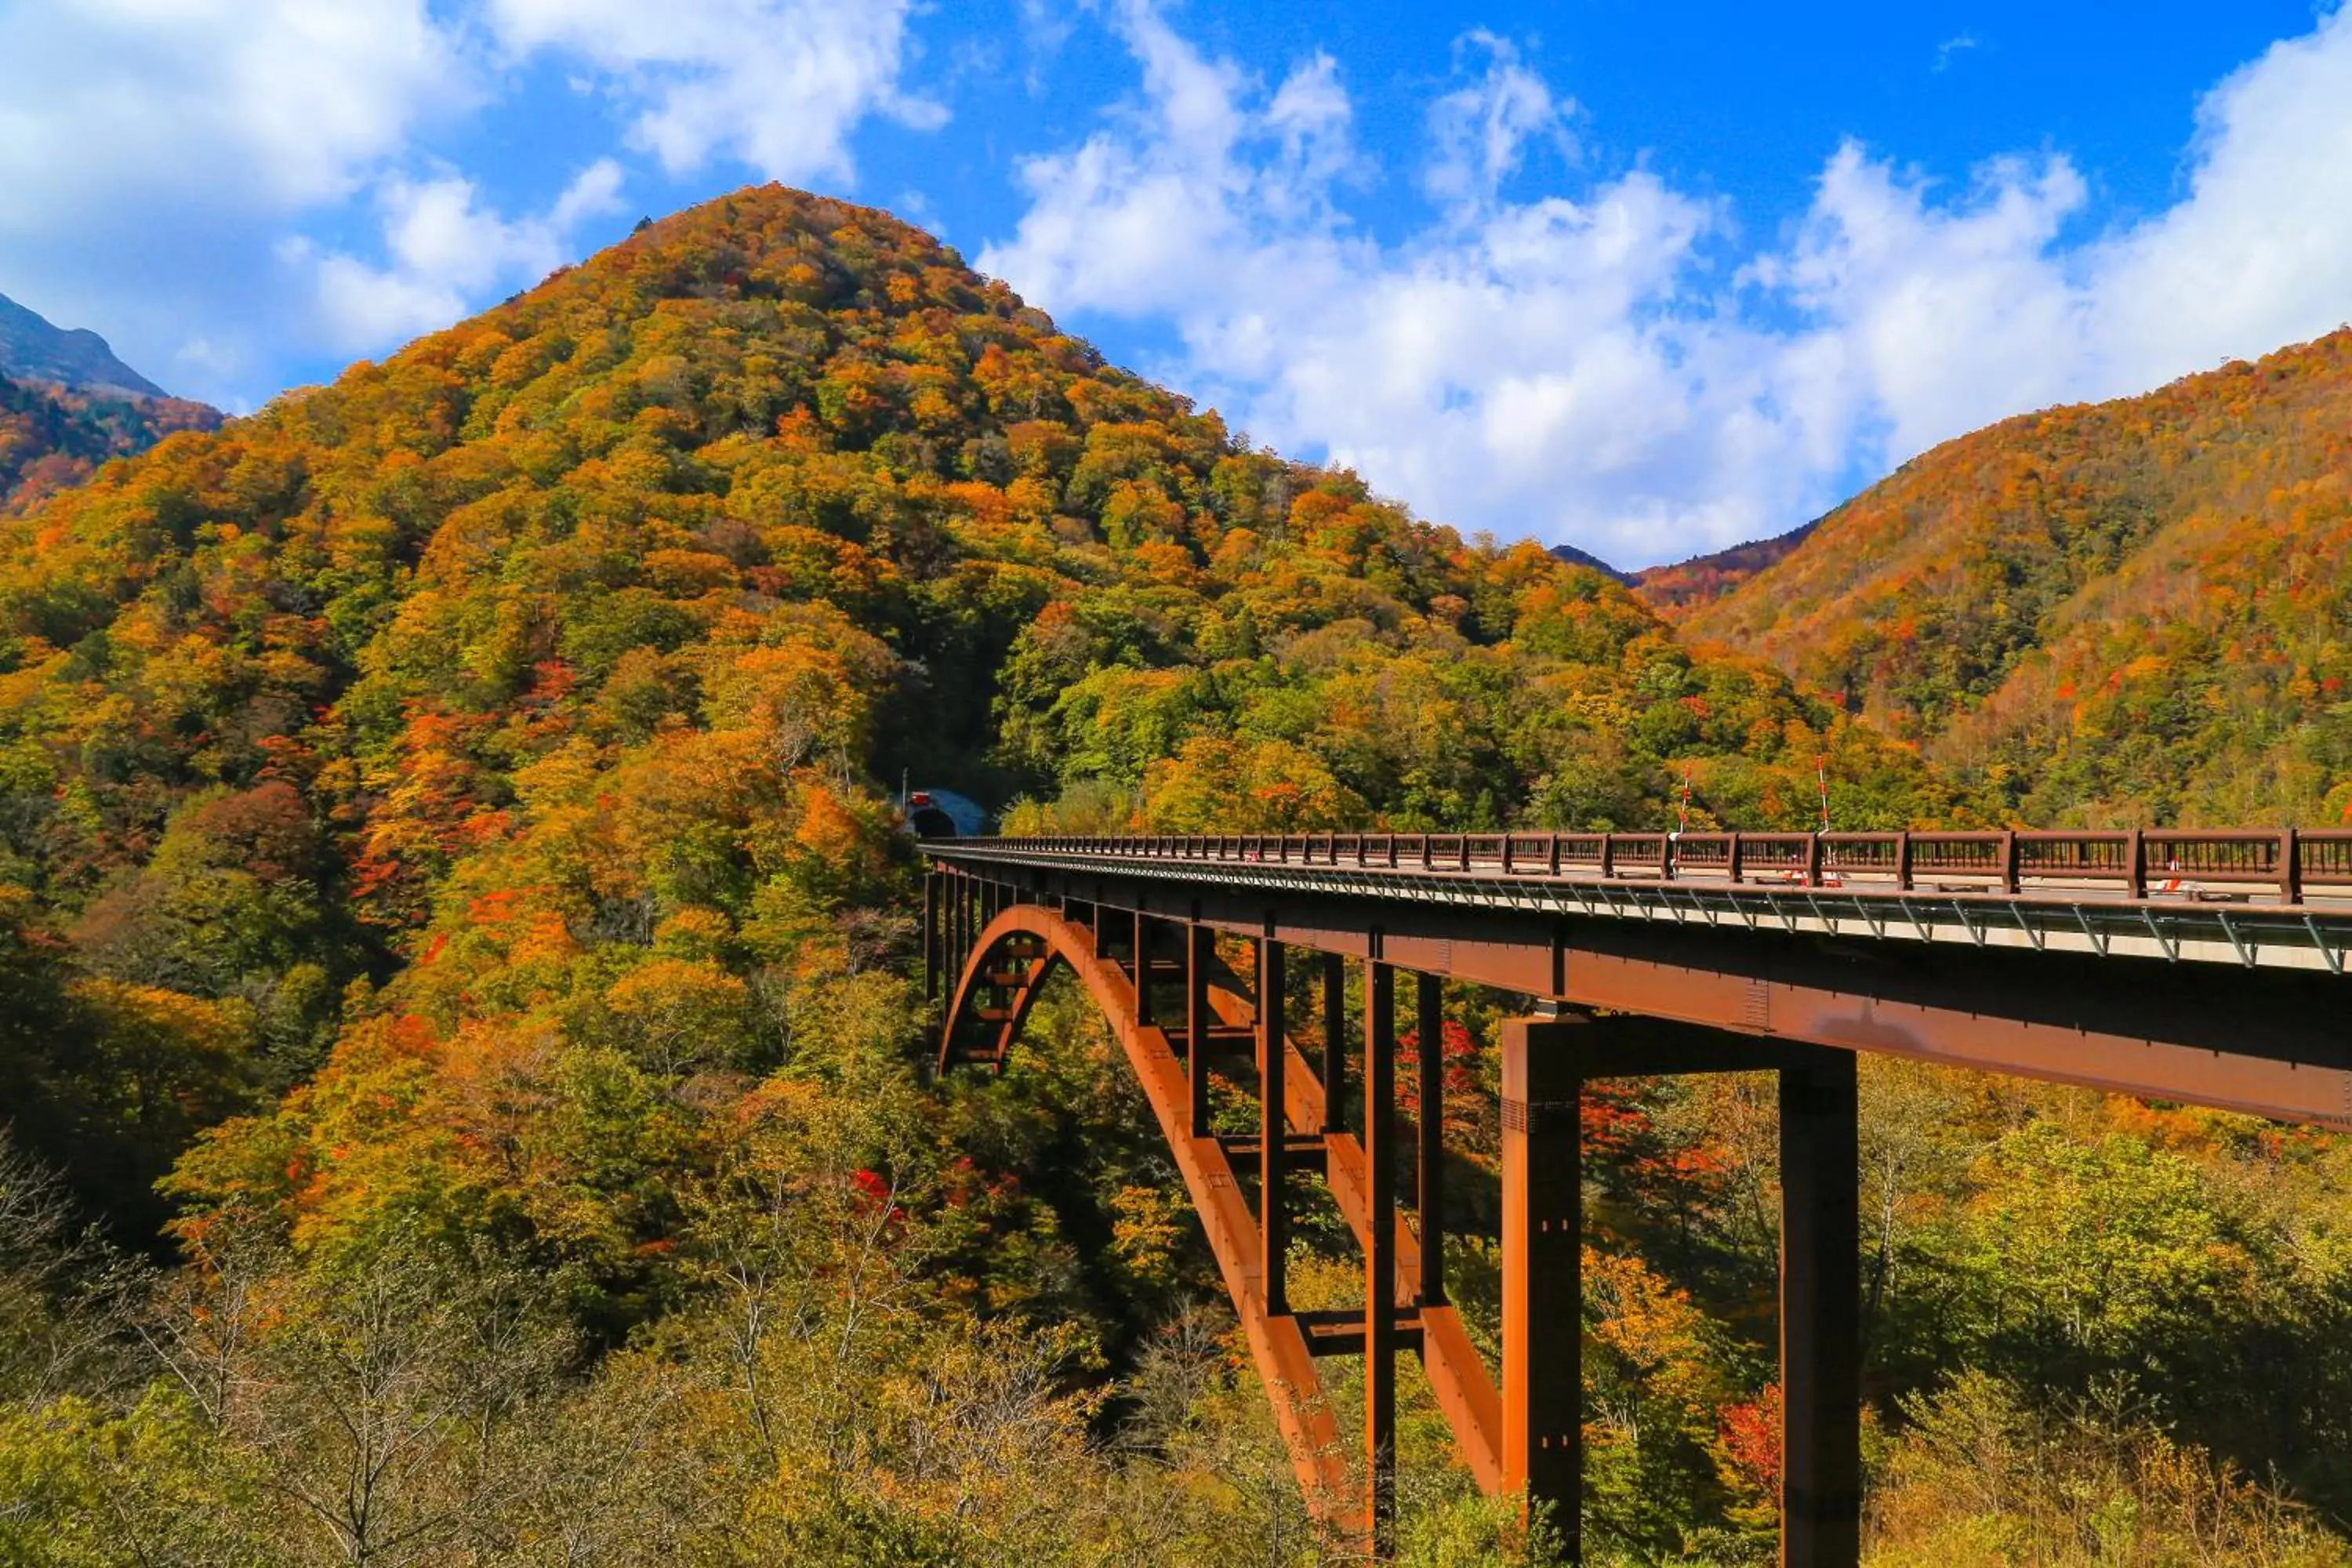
971 827 2352 905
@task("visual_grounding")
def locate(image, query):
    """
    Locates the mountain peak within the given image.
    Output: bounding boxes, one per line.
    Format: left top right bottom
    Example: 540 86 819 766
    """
0 291 167 398
1547 542 1632 583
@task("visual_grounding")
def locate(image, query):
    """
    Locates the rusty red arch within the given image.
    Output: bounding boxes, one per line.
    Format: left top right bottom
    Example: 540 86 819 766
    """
934 901 1508 1541
937 917 1062 1076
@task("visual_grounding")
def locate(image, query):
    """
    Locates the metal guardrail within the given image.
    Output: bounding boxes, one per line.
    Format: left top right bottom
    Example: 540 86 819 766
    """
961 828 2352 906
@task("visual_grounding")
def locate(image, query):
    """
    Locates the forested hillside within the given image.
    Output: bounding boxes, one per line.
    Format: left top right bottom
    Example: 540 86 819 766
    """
1686 332 2352 825
2 187 2349 1565
1632 523 1815 618
0 376 220 514
0 183 1969 1226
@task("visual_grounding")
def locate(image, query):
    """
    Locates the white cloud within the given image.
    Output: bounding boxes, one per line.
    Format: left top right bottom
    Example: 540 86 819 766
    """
0 0 941 403
2088 14 2352 387
1760 146 2096 464
0 0 464 228
485 0 944 182
981 11 1818 564
982 2 2352 568
1422 31 1575 216
301 160 626 351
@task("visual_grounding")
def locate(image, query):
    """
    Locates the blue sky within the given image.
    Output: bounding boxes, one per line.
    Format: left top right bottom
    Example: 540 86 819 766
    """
3 1 2349 566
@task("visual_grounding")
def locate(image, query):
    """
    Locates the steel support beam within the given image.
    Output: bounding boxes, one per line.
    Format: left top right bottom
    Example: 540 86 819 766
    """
1417 971 1446 1307
1500 1016 1581 1555
1134 909 1154 1027
922 873 938 1003
1364 960 1399 1555
949 872 965 987
1501 1014 1861 1568
1188 923 1213 1138
1259 934 1288 1316
1322 952 1348 1136
938 902 1353 1519
1779 1047 1861 1565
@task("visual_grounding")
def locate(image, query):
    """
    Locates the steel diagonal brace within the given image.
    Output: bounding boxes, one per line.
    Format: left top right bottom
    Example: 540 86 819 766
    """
1896 898 1933 944
2305 913 2345 975
2140 906 2180 962
2011 902 2045 952
1953 902 1986 947
2216 910 2256 968
2072 905 2110 956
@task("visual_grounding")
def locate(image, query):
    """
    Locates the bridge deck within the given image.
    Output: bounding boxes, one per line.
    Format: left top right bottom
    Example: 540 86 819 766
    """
921 837 2352 1560
924 834 2352 1131
934 830 2352 976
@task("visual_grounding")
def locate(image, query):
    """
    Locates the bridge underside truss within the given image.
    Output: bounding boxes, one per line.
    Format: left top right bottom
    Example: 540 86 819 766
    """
929 873 1865 1563
924 833 2352 1563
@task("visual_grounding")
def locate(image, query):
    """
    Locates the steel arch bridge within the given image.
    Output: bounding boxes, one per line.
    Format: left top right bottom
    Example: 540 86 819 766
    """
924 829 2352 1563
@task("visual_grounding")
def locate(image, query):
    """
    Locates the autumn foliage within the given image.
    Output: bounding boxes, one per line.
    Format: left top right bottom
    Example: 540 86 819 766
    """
0 187 2345 1563
1688 332 2352 826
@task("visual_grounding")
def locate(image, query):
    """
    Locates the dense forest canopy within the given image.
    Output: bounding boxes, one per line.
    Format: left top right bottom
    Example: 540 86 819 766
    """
1686 331 2352 826
0 375 220 516
0 185 1976 1229
0 186 2347 1566
1630 523 1815 619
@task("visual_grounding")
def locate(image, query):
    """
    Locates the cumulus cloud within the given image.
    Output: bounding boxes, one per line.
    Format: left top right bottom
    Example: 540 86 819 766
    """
0 0 464 228
485 0 943 181
982 2 2352 567
0 0 467 394
299 160 626 351
1422 32 1575 216
0 0 940 403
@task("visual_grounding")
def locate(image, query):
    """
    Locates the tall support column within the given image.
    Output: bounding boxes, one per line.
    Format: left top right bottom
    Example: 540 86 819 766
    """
1187 924 1212 1138
1259 935 1288 1316
1363 960 1399 1555
922 873 938 1004
1417 971 1446 1306
1320 952 1347 1135
1778 1047 1861 1566
947 873 962 987
1501 1017 1583 1558
1134 909 1154 1027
